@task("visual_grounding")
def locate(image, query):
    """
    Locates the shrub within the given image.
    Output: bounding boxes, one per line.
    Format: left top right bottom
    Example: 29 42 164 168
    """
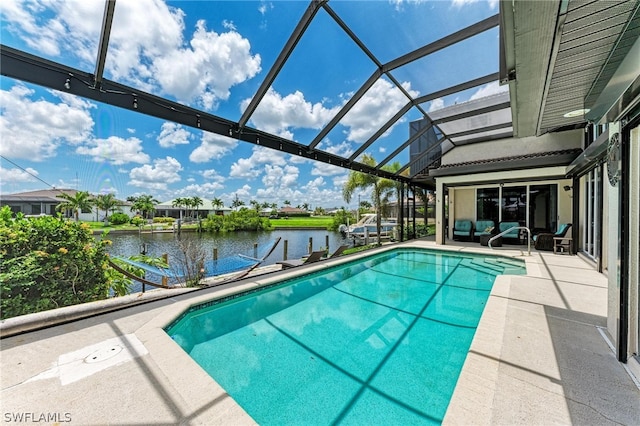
329 209 354 231
130 216 145 227
201 210 270 232
109 212 130 225
0 208 111 319
153 216 175 224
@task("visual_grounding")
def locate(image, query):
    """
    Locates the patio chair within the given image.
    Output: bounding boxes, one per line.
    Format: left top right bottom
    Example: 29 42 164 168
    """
498 221 521 243
452 220 473 241
473 220 495 241
534 223 572 251
277 250 326 269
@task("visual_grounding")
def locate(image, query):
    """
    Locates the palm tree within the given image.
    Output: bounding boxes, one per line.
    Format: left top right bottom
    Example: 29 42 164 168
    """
191 196 203 218
250 200 260 212
231 194 244 211
381 161 403 220
172 197 185 220
342 154 395 245
183 198 194 219
131 194 158 219
211 197 224 211
56 191 94 222
94 193 119 221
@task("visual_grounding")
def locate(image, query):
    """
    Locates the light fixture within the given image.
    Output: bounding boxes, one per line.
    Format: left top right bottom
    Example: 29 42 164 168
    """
256 137 260 144
563 185 572 192
132 96 138 109
196 117 201 128
563 108 590 118
64 78 71 90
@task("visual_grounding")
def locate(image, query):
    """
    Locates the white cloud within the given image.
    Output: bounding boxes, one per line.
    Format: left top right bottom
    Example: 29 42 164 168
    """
311 163 347 177
201 169 226 182
428 98 445 112
342 79 418 143
469 81 509 100
452 0 499 10
157 122 191 148
0 84 95 160
128 156 182 190
190 132 238 162
153 19 261 109
243 88 339 139
229 146 287 178
173 182 225 198
261 164 299 189
0 166 39 183
76 136 150 165
3 0 261 110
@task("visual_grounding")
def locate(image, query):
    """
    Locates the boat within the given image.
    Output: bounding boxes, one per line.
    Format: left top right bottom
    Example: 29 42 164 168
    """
339 213 397 241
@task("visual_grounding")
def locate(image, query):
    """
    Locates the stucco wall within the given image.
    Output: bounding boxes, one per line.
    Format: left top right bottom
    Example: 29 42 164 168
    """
454 188 475 221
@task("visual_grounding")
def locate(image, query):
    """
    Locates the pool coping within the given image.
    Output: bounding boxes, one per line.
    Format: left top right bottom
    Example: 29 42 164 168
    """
4 240 632 424
134 241 537 425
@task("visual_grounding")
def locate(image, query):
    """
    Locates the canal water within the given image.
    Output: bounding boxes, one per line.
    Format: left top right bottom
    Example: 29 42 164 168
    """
105 229 351 267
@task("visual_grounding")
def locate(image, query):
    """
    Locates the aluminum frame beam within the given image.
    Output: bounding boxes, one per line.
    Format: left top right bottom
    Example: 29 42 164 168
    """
237 0 326 130
1 44 411 185
93 0 116 89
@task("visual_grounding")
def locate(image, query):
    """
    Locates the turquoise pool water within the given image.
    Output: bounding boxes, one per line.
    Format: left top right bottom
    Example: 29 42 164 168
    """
166 248 525 425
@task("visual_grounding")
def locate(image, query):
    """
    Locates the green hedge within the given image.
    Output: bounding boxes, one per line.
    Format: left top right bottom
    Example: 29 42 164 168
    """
0 207 111 320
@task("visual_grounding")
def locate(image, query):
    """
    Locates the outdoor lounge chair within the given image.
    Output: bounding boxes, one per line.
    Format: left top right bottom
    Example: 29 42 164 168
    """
277 250 326 269
533 223 572 251
329 245 349 258
452 220 473 241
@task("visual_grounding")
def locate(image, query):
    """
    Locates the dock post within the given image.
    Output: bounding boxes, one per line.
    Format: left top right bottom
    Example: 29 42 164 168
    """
308 237 313 254
161 253 169 288
283 240 288 260
254 243 258 259
325 235 330 252
213 247 218 261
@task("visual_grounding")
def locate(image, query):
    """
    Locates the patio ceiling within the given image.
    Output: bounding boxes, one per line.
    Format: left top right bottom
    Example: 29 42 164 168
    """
2 0 639 189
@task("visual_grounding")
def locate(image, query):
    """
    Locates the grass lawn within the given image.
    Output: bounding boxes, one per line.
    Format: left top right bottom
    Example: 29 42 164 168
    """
269 216 333 228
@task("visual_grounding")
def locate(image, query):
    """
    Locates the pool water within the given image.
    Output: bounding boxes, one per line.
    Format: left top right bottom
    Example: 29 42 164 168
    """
166 248 525 425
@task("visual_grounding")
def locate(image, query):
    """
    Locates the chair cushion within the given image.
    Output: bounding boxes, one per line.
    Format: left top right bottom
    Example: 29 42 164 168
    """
499 222 520 238
475 220 495 236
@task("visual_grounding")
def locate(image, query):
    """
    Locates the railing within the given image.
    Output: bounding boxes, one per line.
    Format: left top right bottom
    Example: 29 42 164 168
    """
489 226 531 256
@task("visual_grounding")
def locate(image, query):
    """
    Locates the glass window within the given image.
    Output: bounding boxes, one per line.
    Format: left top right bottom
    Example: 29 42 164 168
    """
501 186 526 223
476 188 499 223
529 184 558 233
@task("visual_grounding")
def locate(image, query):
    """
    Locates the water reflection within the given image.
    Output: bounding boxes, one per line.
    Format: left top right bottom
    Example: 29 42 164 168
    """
103 229 351 266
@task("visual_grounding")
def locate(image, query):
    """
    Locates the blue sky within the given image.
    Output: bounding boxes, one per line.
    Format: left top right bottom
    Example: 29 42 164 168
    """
0 0 503 209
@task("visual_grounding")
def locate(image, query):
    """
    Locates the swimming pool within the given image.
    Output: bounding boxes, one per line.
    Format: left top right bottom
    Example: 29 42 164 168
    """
166 248 525 425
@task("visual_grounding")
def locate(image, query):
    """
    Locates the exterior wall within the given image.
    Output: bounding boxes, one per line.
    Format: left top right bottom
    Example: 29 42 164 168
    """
441 131 583 165
435 166 573 242
453 188 475 221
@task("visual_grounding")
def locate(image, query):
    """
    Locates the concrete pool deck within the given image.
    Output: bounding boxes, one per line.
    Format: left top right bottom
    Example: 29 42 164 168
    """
1 240 638 425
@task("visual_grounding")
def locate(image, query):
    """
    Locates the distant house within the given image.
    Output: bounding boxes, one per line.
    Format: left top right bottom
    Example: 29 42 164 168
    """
278 206 309 217
155 199 232 219
0 189 132 221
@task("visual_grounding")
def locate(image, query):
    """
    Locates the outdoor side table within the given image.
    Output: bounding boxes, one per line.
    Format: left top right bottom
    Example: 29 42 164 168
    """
553 237 572 254
480 235 502 247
